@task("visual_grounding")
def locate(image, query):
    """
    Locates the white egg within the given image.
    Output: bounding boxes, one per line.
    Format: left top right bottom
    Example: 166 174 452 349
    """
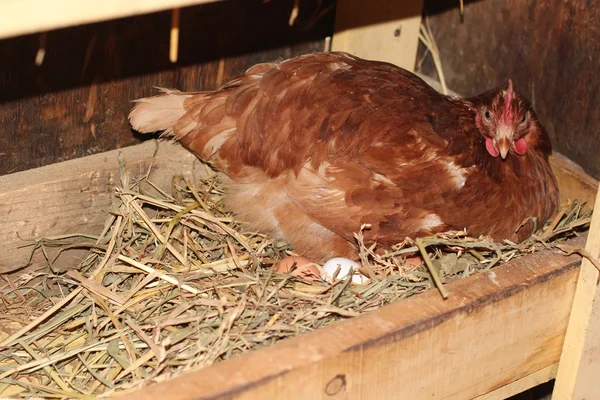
321 257 369 285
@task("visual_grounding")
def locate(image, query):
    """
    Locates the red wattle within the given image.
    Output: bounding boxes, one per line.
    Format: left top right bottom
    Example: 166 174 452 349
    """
514 138 527 155
486 138 499 157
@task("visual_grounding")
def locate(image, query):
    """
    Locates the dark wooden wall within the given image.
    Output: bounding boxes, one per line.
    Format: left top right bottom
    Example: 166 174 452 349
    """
420 0 600 180
0 0 334 176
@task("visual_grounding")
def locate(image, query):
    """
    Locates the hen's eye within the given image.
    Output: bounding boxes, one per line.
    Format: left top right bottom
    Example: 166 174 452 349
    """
520 112 528 124
484 110 491 121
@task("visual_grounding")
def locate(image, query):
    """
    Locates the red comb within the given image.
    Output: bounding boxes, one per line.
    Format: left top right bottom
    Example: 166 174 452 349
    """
500 79 515 124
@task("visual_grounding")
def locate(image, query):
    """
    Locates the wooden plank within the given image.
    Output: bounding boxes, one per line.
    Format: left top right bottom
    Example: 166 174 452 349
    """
421 0 600 180
553 187 600 399
331 0 423 71
0 140 198 274
0 0 221 39
550 153 599 207
474 364 558 400
121 243 583 400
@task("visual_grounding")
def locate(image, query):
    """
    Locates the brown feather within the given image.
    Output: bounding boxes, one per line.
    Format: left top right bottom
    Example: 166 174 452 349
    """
129 52 559 262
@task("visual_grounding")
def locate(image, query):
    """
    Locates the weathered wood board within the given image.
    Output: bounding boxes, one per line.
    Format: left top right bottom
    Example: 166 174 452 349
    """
0 141 196 273
553 187 600 399
0 0 221 40
550 152 599 207
331 0 423 71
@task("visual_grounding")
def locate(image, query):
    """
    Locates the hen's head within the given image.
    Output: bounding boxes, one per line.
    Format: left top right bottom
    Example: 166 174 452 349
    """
472 80 550 159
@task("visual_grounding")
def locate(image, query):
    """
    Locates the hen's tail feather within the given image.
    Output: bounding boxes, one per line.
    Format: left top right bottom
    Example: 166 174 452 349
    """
128 87 193 135
129 87 237 165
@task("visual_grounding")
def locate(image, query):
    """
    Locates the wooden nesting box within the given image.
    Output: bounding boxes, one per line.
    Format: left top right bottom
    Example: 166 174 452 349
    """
1 0 600 399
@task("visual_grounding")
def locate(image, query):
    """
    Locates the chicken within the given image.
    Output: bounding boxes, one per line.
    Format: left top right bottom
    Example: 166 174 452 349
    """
129 52 559 262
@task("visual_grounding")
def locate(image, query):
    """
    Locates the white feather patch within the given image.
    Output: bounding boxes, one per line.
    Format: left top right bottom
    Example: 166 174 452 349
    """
202 127 236 158
420 214 443 231
372 173 395 186
128 90 191 134
445 161 471 190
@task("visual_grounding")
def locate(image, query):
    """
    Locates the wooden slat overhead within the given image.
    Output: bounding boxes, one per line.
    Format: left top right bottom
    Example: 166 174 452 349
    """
0 0 223 39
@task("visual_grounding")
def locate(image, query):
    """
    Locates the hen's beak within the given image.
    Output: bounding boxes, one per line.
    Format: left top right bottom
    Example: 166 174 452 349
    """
497 138 510 159
495 124 514 159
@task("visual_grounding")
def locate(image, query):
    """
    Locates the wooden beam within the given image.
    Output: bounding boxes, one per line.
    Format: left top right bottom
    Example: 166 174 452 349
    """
0 0 222 40
474 364 558 400
549 152 599 207
553 187 600 399
0 140 199 274
331 0 424 71
121 244 583 400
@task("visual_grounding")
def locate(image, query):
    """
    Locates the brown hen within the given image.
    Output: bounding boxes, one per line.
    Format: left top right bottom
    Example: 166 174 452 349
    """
129 52 559 262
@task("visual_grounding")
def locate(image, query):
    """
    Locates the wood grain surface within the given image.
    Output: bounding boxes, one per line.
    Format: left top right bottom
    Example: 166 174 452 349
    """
0 140 196 274
554 187 600 399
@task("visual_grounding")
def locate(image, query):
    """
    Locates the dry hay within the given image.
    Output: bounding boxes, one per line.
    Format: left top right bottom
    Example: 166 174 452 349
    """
0 155 592 399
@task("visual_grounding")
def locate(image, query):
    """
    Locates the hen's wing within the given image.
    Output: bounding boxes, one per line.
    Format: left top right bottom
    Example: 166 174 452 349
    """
130 52 475 173
130 52 480 242
285 140 480 245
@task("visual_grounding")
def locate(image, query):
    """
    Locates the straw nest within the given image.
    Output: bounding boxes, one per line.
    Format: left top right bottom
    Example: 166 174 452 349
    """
0 154 591 399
